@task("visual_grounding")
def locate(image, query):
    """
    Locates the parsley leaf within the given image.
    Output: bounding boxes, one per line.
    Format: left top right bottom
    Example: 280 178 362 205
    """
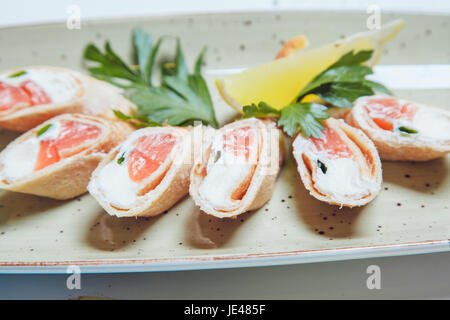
278 103 329 138
83 29 219 128
314 82 374 108
242 102 280 119
241 49 392 138
113 110 161 128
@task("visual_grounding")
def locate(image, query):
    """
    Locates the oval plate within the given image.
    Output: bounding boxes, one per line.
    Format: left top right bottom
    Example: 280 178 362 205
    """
0 10 449 273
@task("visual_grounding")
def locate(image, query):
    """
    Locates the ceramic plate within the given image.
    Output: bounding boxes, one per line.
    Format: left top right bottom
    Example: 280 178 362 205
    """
0 11 449 273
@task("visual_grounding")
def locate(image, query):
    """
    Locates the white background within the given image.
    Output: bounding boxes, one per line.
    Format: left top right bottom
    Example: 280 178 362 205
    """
1 0 450 27
0 0 449 300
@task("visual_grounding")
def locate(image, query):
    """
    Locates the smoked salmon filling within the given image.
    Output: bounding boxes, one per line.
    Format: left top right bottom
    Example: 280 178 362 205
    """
346 95 450 161
190 118 283 218
0 66 136 132
88 126 192 217
0 114 132 199
292 118 382 207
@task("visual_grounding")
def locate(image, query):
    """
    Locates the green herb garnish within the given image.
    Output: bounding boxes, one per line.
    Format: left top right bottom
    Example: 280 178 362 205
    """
113 110 161 128
317 159 328 174
398 126 418 134
242 102 281 119
36 124 52 137
117 152 126 165
213 150 222 163
9 70 27 78
242 50 391 138
83 29 218 129
278 103 329 138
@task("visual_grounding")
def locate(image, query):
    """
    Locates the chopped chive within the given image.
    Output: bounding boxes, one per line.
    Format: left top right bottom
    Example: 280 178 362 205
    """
213 150 222 163
400 133 411 137
36 124 52 137
8 70 27 78
117 152 126 165
398 126 418 134
317 159 327 174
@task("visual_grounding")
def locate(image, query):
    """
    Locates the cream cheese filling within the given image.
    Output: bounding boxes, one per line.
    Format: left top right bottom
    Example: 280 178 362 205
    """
197 127 258 211
94 129 179 210
312 154 376 200
293 137 377 202
1 121 63 182
364 98 450 141
412 108 450 141
1 68 79 103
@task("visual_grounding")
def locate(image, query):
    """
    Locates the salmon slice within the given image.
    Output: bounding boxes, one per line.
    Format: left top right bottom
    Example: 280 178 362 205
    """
0 81 30 111
223 126 255 160
310 126 353 159
222 126 257 200
20 80 51 106
35 120 101 171
56 120 102 156
127 134 177 183
364 97 418 131
0 80 51 112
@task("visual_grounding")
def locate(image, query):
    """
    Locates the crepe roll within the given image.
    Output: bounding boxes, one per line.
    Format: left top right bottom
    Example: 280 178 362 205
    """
88 126 192 218
0 113 132 199
0 66 135 132
346 95 450 161
292 118 382 208
190 118 283 218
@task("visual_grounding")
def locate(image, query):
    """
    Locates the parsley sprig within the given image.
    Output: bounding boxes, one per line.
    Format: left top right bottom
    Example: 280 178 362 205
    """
242 50 391 138
83 29 219 128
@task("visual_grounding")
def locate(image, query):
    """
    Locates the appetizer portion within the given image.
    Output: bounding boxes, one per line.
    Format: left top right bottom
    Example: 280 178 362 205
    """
0 66 135 132
346 95 450 161
88 126 192 217
0 114 132 199
292 118 382 207
190 118 283 218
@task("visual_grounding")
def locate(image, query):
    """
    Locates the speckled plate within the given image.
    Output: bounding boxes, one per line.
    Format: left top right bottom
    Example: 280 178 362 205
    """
0 11 449 273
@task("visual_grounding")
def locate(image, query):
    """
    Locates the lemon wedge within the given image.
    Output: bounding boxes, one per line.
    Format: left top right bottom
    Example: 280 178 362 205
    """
216 19 405 112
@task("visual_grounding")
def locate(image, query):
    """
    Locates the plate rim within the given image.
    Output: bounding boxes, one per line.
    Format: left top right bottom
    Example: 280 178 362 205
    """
0 239 448 274
0 10 449 274
1 9 449 31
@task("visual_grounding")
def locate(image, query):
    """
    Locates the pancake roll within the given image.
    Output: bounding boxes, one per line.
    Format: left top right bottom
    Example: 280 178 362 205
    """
0 66 135 132
0 113 133 199
292 118 382 207
88 126 192 217
190 118 283 218
346 95 450 161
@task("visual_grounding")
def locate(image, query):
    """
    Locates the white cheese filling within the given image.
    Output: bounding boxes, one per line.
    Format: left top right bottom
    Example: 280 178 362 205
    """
2 139 39 182
198 128 258 211
93 129 178 210
293 136 377 202
95 157 139 209
198 151 254 211
0 69 79 103
365 99 450 141
0 121 62 182
312 155 376 200
412 108 450 141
